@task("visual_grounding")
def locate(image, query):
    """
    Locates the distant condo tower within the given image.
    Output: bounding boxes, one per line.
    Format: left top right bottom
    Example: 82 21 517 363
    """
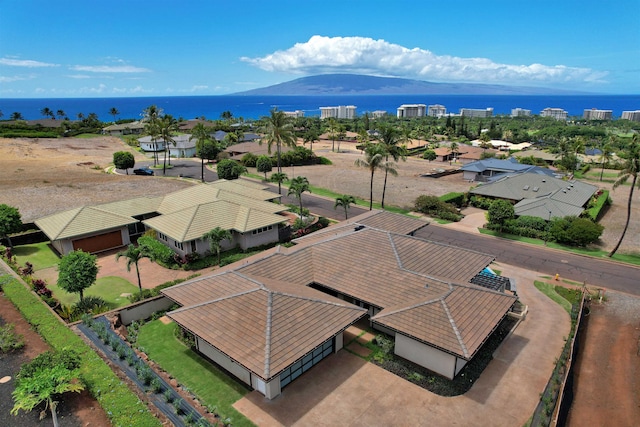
396 104 426 118
460 107 493 118
621 110 640 122
371 110 387 119
541 108 568 120
511 108 531 117
283 110 304 118
320 105 357 119
583 108 612 120
428 104 447 118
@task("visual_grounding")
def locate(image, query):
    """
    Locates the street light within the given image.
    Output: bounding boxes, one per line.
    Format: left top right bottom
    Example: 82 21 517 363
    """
544 210 552 246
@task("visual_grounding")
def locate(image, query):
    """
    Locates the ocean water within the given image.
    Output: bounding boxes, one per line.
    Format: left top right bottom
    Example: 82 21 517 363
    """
1 94 639 122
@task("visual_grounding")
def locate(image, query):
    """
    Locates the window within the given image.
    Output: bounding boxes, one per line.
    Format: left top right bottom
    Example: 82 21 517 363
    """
174 241 183 250
190 241 197 252
251 225 274 235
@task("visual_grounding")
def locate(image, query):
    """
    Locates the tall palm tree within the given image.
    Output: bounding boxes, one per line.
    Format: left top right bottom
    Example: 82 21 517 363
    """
303 130 319 155
270 172 288 189
334 194 356 219
288 176 310 216
259 109 297 194
598 137 615 182
326 117 338 152
355 143 388 210
56 110 66 120
377 124 407 208
159 114 177 174
203 227 232 265
190 123 214 182
40 107 54 119
143 105 162 166
608 138 640 257
115 245 149 295
109 107 120 122
449 141 459 165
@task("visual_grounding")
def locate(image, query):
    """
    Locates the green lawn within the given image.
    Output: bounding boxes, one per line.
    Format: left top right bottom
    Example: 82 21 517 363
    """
534 281 572 314
11 242 60 270
48 276 138 308
137 320 254 427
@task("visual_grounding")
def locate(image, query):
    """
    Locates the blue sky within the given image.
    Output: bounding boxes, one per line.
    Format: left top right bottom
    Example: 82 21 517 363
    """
1 0 638 98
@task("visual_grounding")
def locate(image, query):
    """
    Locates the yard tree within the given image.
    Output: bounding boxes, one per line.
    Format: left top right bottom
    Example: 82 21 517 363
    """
377 124 407 208
259 109 297 194
0 204 23 249
334 194 356 219
56 110 66 120
288 176 311 216
40 107 54 119
270 172 288 189
11 349 84 427
112 151 135 174
57 250 99 302
303 129 319 154
325 117 338 152
10 112 24 121
256 155 273 180
355 143 388 210
159 114 178 173
143 105 162 166
109 107 119 122
116 244 149 295
449 142 459 164
487 199 515 232
423 149 437 162
191 123 217 182
599 137 615 182
608 137 640 257
216 159 246 180
202 226 232 265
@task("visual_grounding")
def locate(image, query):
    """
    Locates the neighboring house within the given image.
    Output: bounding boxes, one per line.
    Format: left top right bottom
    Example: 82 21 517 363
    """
470 172 599 219
161 211 516 400
224 140 294 160
35 180 286 256
103 121 145 136
460 157 553 182
137 134 196 158
512 149 558 165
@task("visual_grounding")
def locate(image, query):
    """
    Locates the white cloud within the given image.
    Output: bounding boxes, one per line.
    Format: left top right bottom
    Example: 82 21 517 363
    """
0 57 58 67
189 85 209 92
0 74 35 83
71 64 151 73
242 35 607 86
67 74 92 79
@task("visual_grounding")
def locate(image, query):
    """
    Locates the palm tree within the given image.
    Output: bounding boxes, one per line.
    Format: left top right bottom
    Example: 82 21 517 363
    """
303 129 319 154
288 176 310 216
326 118 338 152
143 105 162 166
608 138 640 257
449 141 459 165
377 124 407 208
40 107 54 119
109 107 120 122
355 143 388 210
159 114 177 173
259 109 297 194
599 136 615 181
334 194 356 219
56 110 66 120
190 123 214 182
202 227 232 265
115 245 148 295
270 172 288 189
10 112 23 121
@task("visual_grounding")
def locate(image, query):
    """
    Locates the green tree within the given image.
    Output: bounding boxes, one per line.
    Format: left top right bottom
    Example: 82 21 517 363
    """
608 138 640 257
115 244 149 295
57 250 98 302
423 149 437 161
288 176 310 216
10 112 24 121
216 159 246 180
112 151 135 174
326 118 339 152
259 109 297 194
220 110 233 120
159 114 178 173
303 129 319 154
256 155 273 180
202 226 232 265
270 172 288 188
109 107 119 122
334 194 356 219
191 123 217 182
355 143 388 210
377 124 407 208
0 204 22 249
487 199 515 232
598 137 615 181
449 142 459 165
11 349 84 427
40 107 54 119
56 110 66 120
143 105 162 166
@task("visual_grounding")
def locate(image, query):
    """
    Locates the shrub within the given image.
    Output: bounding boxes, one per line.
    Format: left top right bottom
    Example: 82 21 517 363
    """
73 296 110 316
0 323 25 353
240 152 257 167
414 195 463 222
487 200 515 231
439 192 465 207
138 235 175 266
423 149 437 161
216 159 246 180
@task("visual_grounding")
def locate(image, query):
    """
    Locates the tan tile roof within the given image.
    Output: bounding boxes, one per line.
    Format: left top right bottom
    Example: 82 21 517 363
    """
143 200 286 241
97 196 163 218
35 206 137 240
165 272 366 380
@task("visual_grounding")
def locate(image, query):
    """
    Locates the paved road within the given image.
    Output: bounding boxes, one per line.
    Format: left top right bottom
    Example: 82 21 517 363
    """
119 159 218 182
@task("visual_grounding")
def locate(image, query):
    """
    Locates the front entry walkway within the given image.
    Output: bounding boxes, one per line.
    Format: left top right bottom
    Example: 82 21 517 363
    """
233 263 569 426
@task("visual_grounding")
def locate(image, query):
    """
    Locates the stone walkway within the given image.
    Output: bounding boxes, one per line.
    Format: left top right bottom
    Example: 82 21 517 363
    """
233 262 570 426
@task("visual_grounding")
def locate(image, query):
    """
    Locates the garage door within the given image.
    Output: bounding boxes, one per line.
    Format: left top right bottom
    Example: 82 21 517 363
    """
279 338 334 389
72 230 122 253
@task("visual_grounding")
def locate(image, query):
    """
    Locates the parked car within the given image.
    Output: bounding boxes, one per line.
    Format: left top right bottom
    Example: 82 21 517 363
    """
133 167 154 176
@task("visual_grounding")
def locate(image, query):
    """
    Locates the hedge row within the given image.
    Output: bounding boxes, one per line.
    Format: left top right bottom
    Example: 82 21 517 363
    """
1 274 161 427
585 190 610 221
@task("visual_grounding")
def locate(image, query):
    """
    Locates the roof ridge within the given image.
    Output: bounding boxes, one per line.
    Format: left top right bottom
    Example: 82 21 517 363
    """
441 299 469 358
373 288 454 319
263 292 273 378
168 286 260 313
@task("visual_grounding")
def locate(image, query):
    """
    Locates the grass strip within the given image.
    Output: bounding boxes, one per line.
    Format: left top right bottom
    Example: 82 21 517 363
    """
137 320 255 427
534 281 572 314
1 274 161 427
12 242 60 270
48 276 138 308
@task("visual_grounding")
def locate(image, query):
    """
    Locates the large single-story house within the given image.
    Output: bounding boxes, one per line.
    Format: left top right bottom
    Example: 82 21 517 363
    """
461 157 555 182
137 134 197 158
470 172 599 219
103 121 146 136
35 179 287 256
161 211 517 399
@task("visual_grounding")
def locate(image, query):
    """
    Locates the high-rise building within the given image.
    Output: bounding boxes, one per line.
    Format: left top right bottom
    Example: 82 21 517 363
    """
371 110 387 119
583 108 612 120
427 104 447 117
621 110 640 122
320 105 357 119
396 104 426 118
283 110 304 118
540 108 568 120
511 108 531 117
460 108 493 118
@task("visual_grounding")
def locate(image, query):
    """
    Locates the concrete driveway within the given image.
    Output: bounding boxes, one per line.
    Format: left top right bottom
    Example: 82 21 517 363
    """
233 263 569 427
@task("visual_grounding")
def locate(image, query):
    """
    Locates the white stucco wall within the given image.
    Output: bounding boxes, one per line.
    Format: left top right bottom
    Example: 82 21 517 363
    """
395 333 458 380
236 226 279 250
196 337 251 385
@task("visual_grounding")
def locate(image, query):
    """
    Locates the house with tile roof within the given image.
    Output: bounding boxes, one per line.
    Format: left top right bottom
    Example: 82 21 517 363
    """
103 121 145 136
161 211 516 399
461 157 555 182
470 173 598 220
35 179 287 256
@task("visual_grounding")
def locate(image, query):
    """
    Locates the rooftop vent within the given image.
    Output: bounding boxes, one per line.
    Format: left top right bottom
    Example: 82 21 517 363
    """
354 225 365 232
523 185 530 190
533 187 539 192
542 179 546 183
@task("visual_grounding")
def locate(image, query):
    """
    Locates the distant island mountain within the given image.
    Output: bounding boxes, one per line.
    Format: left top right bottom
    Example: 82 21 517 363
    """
234 74 585 96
